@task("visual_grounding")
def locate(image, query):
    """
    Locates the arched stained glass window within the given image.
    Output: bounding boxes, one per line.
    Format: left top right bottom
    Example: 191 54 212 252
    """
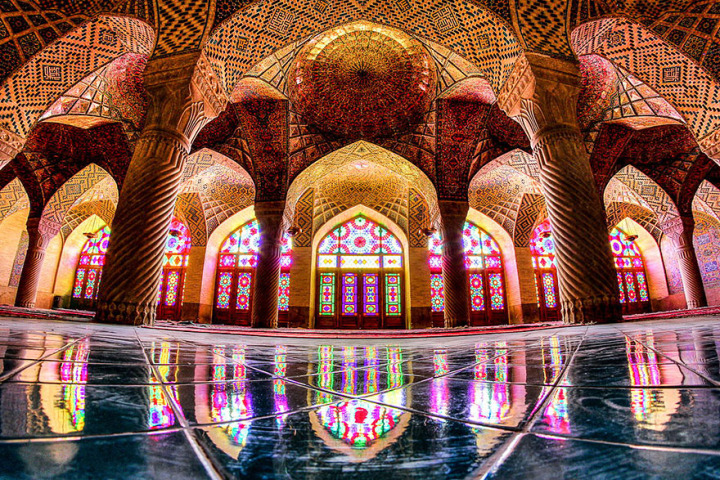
71 218 191 319
609 226 650 313
316 215 404 329
428 221 508 326
156 217 192 320
71 225 111 308
213 219 292 326
530 219 560 322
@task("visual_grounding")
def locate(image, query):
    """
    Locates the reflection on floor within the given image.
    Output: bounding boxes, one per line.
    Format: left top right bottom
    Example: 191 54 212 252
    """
0 317 719 479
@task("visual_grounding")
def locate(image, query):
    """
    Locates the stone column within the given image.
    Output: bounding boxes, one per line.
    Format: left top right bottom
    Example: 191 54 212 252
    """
95 53 226 325
662 216 707 309
251 201 286 329
498 53 620 324
15 218 54 308
439 200 469 328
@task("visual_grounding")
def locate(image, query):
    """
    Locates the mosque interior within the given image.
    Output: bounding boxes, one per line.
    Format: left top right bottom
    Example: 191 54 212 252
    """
0 0 719 477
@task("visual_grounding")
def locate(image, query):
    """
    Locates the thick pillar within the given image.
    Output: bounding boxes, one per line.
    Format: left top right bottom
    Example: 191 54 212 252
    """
663 216 708 309
14 218 53 308
499 53 620 324
251 201 285 329
95 53 225 325
439 200 469 328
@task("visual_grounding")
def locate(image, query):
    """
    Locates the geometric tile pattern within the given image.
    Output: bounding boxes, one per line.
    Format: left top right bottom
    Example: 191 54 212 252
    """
292 187 313 248
312 161 409 235
647 2 720 82
0 16 153 137
613 165 680 226
0 0 86 84
59 198 115 240
41 162 110 226
661 232 684 294
469 164 541 237
38 52 148 130
572 18 720 146
286 141 438 229
408 188 429 248
692 210 720 290
605 201 663 241
8 229 27 287
175 192 207 247
513 193 546 247
0 177 28 223
205 0 521 100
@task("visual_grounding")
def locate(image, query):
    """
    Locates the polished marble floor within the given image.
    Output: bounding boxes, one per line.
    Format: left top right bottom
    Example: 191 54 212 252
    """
1 317 720 479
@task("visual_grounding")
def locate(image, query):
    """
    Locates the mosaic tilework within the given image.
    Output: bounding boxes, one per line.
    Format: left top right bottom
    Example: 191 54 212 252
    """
693 210 720 290
435 98 491 200
204 0 521 100
0 15 153 137
42 163 111 226
572 18 720 144
0 0 86 84
613 165 680 226
469 164 541 236
408 188 428 248
661 234 684 294
152 0 209 57
39 52 148 130
292 188 313 248
647 1 720 81
312 161 409 235
605 201 663 241
175 192 207 247
694 180 720 220
0 177 28 223
7 229 27 287
286 141 438 230
59 199 115 240
513 193 546 247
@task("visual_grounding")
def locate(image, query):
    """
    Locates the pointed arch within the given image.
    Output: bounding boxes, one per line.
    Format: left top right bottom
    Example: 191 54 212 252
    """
310 205 409 329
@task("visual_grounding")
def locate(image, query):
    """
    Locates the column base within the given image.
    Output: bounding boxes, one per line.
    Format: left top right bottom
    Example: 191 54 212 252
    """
687 299 708 309
95 301 156 326
560 295 622 324
14 301 35 309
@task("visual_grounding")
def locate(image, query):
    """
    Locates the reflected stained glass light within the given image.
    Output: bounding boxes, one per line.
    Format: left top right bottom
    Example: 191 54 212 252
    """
428 222 505 313
609 227 649 305
313 346 407 451
210 346 253 446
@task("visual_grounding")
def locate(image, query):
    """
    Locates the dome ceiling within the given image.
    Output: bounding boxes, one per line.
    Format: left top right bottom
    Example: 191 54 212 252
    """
288 23 435 139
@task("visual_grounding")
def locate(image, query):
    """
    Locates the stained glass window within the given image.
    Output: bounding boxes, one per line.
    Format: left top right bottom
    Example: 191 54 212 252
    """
71 226 110 305
530 219 560 320
610 226 650 310
214 219 293 324
316 215 404 327
428 222 506 320
156 217 191 321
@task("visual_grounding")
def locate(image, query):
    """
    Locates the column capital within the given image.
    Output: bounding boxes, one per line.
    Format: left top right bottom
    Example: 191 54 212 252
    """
0 127 23 166
497 53 582 146
143 51 228 148
26 216 59 249
661 215 695 245
438 199 469 220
